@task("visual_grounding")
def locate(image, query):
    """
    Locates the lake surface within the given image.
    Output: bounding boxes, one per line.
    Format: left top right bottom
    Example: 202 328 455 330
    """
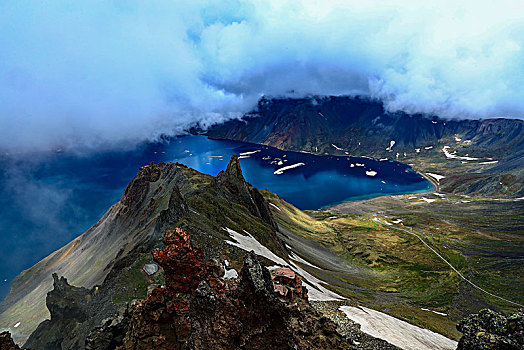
0 135 431 299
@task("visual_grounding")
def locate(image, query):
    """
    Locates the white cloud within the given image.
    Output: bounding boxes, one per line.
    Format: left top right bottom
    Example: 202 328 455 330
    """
1 0 523 152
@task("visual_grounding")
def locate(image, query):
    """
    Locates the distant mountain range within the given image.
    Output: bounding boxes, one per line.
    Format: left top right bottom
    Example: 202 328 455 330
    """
208 96 524 196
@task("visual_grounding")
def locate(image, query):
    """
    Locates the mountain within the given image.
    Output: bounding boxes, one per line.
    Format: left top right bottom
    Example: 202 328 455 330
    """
0 157 286 346
207 96 524 196
0 155 472 350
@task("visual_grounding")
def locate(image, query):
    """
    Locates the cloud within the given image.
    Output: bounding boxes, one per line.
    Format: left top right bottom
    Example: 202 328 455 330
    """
1 0 523 152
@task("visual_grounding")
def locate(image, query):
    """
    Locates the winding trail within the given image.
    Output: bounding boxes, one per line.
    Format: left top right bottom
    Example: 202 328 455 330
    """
394 224 523 308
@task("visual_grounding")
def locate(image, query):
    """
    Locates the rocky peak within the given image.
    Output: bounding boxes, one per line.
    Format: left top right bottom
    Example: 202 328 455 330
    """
240 251 275 299
214 155 278 231
121 161 163 208
86 228 350 349
47 273 91 322
271 267 308 300
152 228 208 294
0 332 21 350
456 308 524 349
223 153 244 182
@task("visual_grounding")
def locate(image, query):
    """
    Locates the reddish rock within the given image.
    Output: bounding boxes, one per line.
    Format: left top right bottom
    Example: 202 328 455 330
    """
152 228 208 294
92 229 349 349
271 267 308 300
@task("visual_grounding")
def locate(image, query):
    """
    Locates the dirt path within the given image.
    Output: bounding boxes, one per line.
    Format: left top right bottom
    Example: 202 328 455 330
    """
395 224 523 308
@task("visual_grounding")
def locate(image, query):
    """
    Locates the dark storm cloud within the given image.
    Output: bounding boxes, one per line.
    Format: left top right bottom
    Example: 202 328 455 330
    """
1 0 523 152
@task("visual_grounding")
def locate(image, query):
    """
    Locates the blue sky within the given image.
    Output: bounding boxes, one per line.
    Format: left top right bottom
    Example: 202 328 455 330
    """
1 0 524 151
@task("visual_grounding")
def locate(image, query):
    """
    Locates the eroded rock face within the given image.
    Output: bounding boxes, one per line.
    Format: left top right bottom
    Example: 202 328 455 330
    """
23 274 116 350
214 154 278 231
152 228 209 294
89 228 349 350
456 308 524 349
0 332 20 350
270 267 308 300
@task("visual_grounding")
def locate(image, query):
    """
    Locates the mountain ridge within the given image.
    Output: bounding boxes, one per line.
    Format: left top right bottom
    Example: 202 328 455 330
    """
207 96 524 196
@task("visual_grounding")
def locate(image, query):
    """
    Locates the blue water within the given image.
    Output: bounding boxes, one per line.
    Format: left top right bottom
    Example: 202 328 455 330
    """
0 135 432 300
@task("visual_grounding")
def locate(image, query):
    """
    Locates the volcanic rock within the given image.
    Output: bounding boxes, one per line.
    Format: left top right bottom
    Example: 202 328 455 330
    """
456 308 524 349
214 154 278 231
88 228 350 349
270 267 308 300
0 332 20 350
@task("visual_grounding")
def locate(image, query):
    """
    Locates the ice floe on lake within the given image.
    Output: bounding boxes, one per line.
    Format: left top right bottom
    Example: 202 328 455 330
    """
239 150 261 156
273 162 305 175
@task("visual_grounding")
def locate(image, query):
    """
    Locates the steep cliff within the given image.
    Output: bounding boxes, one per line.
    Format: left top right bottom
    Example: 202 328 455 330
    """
207 96 524 196
84 228 349 349
0 156 286 346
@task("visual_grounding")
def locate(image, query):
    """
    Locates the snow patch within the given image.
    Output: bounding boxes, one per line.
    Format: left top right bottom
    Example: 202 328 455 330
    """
269 203 282 211
365 170 377 177
386 140 396 151
421 308 448 316
442 146 480 161
224 228 287 266
224 228 343 301
426 173 445 182
332 144 343 151
340 306 457 350
420 197 436 203
224 268 238 279
290 261 344 301
289 252 321 269
14 322 20 328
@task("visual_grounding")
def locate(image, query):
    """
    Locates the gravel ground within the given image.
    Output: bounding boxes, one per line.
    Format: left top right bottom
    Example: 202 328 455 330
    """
311 300 399 350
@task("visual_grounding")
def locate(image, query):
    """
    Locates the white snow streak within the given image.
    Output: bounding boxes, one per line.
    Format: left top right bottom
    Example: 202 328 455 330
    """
426 173 445 182
274 162 305 175
340 306 457 350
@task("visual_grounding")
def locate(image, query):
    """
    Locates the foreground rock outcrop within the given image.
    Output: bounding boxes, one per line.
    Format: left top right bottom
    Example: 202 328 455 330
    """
86 228 349 349
0 155 287 346
0 332 20 350
456 308 524 349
